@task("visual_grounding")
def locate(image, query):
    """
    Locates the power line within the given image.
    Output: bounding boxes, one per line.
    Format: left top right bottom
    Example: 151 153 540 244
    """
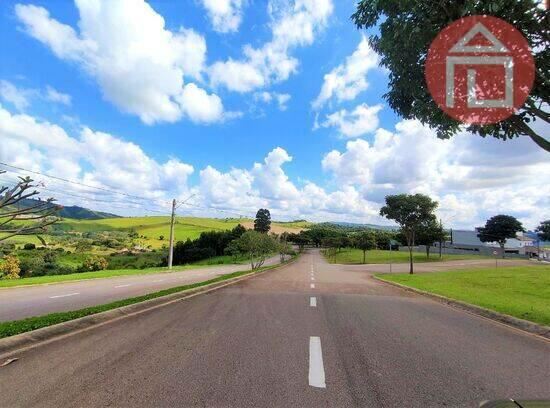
0 162 171 205
0 177 169 215
0 162 259 219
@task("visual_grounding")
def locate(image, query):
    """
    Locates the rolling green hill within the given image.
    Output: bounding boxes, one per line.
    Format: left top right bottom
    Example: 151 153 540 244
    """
12 198 120 220
47 216 310 248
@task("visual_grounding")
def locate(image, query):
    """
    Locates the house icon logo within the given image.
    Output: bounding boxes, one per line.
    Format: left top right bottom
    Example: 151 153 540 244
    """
425 16 535 125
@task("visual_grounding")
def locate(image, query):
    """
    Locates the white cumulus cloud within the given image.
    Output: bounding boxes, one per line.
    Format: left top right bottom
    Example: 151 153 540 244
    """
15 0 225 124
209 0 333 93
312 35 379 110
200 0 245 33
318 103 383 138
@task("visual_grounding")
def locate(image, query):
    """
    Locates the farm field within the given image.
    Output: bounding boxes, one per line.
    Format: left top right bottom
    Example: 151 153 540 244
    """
52 216 309 248
377 265 550 325
324 248 492 264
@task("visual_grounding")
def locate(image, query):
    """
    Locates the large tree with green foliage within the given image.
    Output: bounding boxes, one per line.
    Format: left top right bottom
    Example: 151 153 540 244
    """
254 208 271 234
478 215 524 257
535 220 550 242
352 0 549 152
380 194 438 273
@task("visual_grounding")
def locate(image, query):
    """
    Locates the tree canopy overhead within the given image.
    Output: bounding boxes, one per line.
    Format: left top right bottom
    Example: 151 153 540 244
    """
352 0 549 152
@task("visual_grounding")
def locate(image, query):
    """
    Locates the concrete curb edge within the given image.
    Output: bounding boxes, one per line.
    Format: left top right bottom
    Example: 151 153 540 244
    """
374 276 550 340
0 255 299 359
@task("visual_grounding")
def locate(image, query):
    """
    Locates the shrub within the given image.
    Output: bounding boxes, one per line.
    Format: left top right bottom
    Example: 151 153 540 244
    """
82 256 109 271
23 243 36 250
0 255 21 279
19 257 46 278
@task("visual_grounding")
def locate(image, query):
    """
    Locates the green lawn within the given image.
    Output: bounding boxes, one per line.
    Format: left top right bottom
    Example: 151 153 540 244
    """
0 263 211 288
325 248 490 264
377 265 550 325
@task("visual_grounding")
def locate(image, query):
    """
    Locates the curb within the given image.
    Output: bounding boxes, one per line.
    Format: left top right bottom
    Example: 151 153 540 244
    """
374 276 550 340
0 256 298 359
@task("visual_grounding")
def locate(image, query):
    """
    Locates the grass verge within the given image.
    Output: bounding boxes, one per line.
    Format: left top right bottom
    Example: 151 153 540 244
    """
376 264 550 325
324 248 491 264
0 257 296 339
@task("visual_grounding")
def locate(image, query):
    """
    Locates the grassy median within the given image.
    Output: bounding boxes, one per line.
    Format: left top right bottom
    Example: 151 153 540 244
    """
0 257 296 339
377 264 550 325
325 248 490 264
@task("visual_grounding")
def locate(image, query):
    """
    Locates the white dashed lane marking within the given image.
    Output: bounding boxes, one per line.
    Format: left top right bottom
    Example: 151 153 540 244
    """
114 284 132 288
49 292 79 299
310 296 317 307
310 283 315 289
309 336 326 388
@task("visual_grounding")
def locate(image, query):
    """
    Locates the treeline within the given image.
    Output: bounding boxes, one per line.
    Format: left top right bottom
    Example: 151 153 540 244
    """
286 223 448 263
287 226 399 251
171 224 247 264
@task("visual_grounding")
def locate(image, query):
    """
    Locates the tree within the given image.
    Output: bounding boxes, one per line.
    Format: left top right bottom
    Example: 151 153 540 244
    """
0 172 61 240
352 1 549 152
278 241 294 263
354 230 377 264
254 209 271 233
233 230 277 269
380 194 438 273
478 215 524 258
416 219 447 258
535 220 550 242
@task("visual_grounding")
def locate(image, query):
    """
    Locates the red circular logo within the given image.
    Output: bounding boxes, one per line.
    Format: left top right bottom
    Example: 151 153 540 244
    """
425 15 535 125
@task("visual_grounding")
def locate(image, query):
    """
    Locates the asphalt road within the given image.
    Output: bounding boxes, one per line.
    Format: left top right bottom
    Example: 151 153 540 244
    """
0 250 548 407
0 256 279 322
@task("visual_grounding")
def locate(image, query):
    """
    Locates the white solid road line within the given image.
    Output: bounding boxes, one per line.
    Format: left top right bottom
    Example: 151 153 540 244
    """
49 292 79 299
310 283 315 289
310 296 317 307
309 336 326 388
114 284 132 288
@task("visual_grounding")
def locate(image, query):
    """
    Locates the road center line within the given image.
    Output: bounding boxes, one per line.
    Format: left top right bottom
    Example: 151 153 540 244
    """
311 276 315 281
309 336 326 388
310 296 317 307
310 283 315 289
152 279 165 283
49 292 79 299
114 284 132 288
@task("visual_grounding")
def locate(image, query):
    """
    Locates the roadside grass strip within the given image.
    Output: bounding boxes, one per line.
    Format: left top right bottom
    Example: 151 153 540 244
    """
326 248 492 265
0 259 296 339
376 265 550 326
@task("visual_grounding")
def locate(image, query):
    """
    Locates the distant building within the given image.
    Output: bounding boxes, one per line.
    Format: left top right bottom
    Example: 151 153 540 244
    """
445 229 536 256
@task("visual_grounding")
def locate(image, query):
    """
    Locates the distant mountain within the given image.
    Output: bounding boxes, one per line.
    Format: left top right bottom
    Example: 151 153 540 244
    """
321 221 398 231
15 198 120 220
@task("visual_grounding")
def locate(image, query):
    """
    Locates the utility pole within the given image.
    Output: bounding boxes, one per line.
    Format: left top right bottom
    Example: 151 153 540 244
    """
168 198 176 270
167 194 196 270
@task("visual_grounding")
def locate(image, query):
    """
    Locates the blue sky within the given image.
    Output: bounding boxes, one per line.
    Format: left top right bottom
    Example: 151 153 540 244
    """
0 0 548 228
